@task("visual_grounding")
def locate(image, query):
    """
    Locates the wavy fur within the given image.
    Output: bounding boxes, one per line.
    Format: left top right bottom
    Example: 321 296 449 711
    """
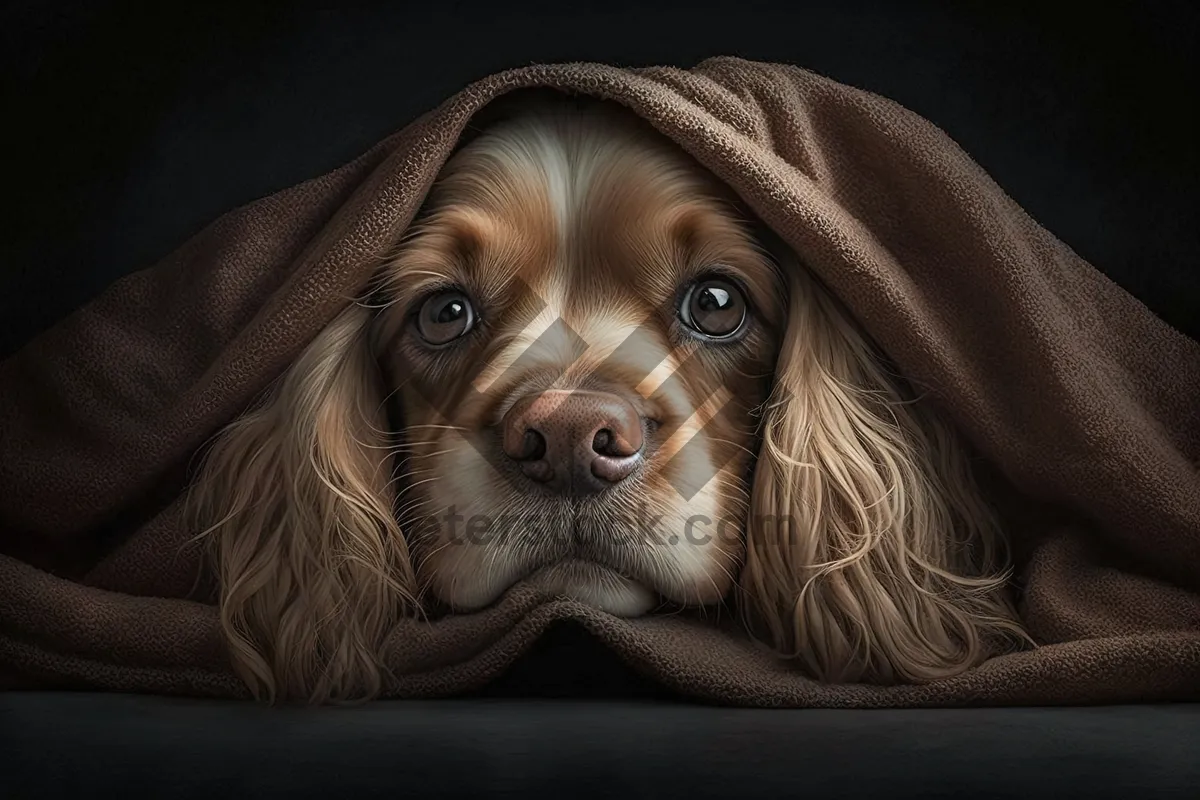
738 257 1028 683
188 304 418 704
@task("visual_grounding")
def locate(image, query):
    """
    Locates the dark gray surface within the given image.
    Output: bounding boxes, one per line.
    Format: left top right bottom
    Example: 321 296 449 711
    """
2 692 1199 799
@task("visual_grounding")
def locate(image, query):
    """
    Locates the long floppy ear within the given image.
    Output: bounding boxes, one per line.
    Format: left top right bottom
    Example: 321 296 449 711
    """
740 257 1028 684
188 303 417 704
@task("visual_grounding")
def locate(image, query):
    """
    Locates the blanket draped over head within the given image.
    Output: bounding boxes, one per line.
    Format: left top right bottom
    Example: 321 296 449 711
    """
2 58 1198 706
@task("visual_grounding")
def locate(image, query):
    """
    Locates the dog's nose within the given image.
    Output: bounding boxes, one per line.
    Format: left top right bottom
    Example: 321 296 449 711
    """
501 390 644 495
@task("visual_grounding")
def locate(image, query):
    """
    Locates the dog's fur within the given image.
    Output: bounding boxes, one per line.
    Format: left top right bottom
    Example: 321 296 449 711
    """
189 96 1027 704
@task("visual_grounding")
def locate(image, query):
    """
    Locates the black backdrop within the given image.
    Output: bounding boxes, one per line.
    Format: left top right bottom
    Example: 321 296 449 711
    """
2 0 1197 361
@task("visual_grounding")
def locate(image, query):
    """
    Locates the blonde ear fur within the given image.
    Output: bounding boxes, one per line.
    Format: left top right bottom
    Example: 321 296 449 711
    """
740 261 1029 683
188 303 418 704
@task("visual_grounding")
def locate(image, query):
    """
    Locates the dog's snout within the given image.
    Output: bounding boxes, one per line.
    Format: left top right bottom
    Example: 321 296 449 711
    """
501 390 643 495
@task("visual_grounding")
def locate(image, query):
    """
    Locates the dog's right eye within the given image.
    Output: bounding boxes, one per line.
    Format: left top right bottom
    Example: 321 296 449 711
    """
678 275 748 340
415 290 476 345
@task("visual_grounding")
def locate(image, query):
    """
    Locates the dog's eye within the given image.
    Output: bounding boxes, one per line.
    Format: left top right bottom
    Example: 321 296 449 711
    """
679 276 747 339
416 290 476 345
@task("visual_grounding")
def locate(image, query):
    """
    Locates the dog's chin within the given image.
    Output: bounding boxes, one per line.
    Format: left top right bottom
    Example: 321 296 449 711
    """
527 559 659 617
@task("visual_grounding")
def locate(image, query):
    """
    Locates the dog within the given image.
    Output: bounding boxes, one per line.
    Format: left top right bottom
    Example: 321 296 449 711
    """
190 94 1027 703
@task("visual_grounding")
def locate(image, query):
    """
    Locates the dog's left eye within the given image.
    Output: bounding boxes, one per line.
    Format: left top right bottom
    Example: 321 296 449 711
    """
415 290 477 345
679 276 748 339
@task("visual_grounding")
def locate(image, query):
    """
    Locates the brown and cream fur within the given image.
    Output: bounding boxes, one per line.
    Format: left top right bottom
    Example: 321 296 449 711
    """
189 95 1027 704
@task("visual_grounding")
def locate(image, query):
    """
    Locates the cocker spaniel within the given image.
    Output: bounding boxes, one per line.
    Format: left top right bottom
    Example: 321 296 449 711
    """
190 94 1026 703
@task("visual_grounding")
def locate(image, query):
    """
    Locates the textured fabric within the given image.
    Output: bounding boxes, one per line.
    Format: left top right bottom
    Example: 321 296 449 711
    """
1 58 1198 706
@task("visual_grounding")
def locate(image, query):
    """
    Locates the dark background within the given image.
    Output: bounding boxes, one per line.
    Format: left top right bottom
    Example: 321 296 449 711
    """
1 0 1197 361
3 9 1199 795
0 0 1197 696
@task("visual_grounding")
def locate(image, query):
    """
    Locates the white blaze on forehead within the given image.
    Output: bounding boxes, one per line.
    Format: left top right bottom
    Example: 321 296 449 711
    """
507 120 605 256
470 116 676 396
535 128 575 254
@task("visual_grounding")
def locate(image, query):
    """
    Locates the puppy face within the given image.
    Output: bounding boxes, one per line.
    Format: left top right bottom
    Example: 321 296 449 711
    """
192 94 1026 704
375 104 785 615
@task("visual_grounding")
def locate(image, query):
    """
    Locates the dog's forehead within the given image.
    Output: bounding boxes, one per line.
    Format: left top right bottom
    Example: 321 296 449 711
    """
431 108 754 317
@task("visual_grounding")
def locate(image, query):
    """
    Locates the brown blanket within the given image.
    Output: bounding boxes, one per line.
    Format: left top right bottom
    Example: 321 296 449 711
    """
2 57 1199 706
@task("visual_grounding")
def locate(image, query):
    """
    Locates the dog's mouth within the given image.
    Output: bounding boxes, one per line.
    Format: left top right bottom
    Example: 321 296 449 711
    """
511 510 675 616
526 557 660 616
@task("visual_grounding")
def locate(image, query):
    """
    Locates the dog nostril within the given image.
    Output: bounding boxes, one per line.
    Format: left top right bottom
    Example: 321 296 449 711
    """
516 429 547 461
592 425 640 458
592 429 613 455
